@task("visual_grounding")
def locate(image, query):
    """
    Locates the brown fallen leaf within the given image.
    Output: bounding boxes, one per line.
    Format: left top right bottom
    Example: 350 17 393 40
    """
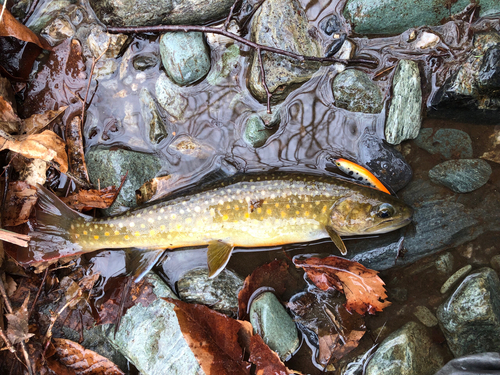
21 106 68 136
61 186 119 212
5 294 34 345
318 330 365 364
49 338 124 375
0 8 52 50
3 181 37 226
293 256 390 315
249 334 294 375
238 260 296 320
165 297 252 375
0 130 68 173
0 96 21 133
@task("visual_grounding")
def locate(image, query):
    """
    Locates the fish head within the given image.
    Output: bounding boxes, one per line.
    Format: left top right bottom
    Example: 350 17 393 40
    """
328 192 413 236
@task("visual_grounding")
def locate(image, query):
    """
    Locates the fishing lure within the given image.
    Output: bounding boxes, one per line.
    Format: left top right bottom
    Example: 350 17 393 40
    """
334 158 391 195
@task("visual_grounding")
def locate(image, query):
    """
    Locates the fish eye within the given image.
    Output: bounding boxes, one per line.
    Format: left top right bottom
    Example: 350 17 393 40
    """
376 203 395 219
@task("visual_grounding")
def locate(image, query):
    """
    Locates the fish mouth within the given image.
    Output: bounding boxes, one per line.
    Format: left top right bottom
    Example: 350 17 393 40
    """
363 215 413 234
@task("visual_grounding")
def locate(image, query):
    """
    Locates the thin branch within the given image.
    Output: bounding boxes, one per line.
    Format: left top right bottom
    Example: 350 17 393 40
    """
224 0 241 30
0 0 7 24
0 229 30 247
0 326 15 353
256 48 273 113
28 267 50 319
21 0 40 24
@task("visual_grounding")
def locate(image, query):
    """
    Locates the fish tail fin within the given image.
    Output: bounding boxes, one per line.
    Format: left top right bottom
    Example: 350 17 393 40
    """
27 185 92 265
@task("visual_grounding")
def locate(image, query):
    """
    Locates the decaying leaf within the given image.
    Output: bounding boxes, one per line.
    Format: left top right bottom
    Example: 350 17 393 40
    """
6 294 34 344
12 156 49 186
318 330 365 365
66 115 90 184
49 338 124 375
293 256 391 315
0 95 21 133
165 297 252 375
238 260 296 320
0 130 68 173
21 106 68 136
249 334 293 375
61 186 119 211
3 181 37 226
0 8 52 50
136 175 174 204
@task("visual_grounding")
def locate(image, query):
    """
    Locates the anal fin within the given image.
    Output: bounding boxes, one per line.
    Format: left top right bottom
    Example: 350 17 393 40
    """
126 248 166 282
207 240 234 278
325 226 347 256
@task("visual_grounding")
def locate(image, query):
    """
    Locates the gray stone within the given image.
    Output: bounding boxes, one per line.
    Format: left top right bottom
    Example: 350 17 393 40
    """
414 128 473 160
160 32 211 86
319 15 342 36
388 287 408 302
437 268 500 357
429 159 492 193
89 0 235 27
385 60 422 145
102 273 204 375
365 321 446 375
250 292 300 361
357 131 413 192
177 268 244 316
139 88 169 144
206 44 240 86
133 53 160 71
156 72 189 120
435 253 454 275
413 306 438 328
435 352 500 375
440 265 472 294
243 114 278 148
333 69 384 114
343 0 500 35
86 147 162 214
491 255 500 273
248 0 321 103
478 45 500 96
87 26 129 59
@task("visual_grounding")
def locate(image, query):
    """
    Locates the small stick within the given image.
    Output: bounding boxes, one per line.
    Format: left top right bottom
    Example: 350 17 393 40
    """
28 267 50 319
0 229 30 247
0 326 15 353
224 0 241 30
256 48 272 113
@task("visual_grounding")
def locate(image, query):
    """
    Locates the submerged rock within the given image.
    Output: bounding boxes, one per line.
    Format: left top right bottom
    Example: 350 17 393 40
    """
435 352 500 375
477 45 500 97
365 321 447 375
343 0 500 35
177 268 244 316
385 60 422 145
89 0 235 27
156 72 189 120
102 273 204 375
86 147 162 214
248 0 321 103
243 111 280 148
414 128 473 160
437 268 500 357
333 69 384 114
160 32 211 86
139 88 169 144
319 15 342 36
357 131 413 191
429 159 492 193
250 292 300 361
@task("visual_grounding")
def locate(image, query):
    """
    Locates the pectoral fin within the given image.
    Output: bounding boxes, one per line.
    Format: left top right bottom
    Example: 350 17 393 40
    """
325 226 347 255
207 240 234 278
126 248 166 282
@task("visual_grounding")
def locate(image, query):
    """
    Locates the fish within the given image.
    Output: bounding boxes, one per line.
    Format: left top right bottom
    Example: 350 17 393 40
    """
334 158 391 195
29 173 413 280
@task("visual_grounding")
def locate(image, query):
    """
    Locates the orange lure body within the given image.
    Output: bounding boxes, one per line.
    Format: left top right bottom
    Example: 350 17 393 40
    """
334 158 391 195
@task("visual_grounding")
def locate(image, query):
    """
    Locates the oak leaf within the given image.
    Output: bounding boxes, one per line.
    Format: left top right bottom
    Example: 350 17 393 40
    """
61 186 119 211
249 334 294 375
0 9 52 50
293 256 390 315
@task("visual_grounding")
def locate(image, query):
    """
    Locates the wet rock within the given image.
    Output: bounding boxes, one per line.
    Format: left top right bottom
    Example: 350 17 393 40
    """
160 32 211 86
250 292 300 361
435 352 500 375
388 287 408 302
480 126 500 164
102 273 204 375
413 306 438 328
156 72 189 120
431 32 500 111
437 268 500 357
333 69 384 114
89 0 235 27
133 53 160 71
319 15 342 36
86 147 162 214
177 268 244 316
41 15 75 45
248 0 321 103
139 88 169 144
343 0 500 35
414 31 440 49
169 135 215 159
243 112 280 148
414 128 473 160
429 159 492 193
491 255 500 273
207 44 241 86
357 131 413 191
440 265 472 294
435 253 454 275
385 60 422 145
87 26 129 60
348 178 500 271
365 321 446 375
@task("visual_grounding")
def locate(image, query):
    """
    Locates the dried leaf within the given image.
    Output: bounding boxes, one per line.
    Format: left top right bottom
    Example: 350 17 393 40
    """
0 9 52 50
21 106 68 135
165 297 252 375
0 96 21 133
3 181 37 226
51 338 124 375
66 115 89 184
238 260 296 320
293 256 391 315
136 175 173 204
6 294 34 344
0 130 68 173
249 334 294 375
318 330 365 364
61 186 119 211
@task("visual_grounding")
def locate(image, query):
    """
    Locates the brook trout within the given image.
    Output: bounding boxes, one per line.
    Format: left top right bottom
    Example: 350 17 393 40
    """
30 173 413 279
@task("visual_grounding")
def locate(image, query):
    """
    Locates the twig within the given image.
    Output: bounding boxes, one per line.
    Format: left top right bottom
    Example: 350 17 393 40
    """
256 48 272 113
0 0 6 24
21 0 41 24
0 326 15 353
224 0 241 30
28 267 50 319
0 229 30 247
114 276 132 337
